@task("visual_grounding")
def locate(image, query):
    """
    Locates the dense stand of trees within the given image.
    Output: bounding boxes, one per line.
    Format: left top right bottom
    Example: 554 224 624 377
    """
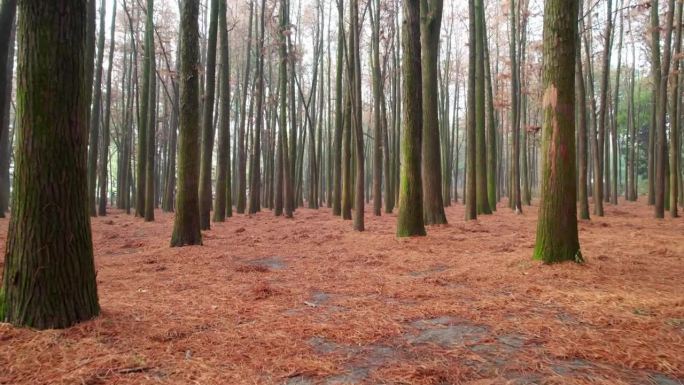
0 0 683 328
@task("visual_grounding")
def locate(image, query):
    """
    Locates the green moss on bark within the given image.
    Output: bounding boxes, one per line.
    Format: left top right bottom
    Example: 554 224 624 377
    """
532 0 582 264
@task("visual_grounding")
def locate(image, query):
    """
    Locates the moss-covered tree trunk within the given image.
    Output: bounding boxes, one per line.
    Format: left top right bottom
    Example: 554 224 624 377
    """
420 0 447 225
198 0 218 229
213 0 231 222
396 0 426 237
171 0 202 247
532 0 582 264
1 0 100 328
97 0 116 216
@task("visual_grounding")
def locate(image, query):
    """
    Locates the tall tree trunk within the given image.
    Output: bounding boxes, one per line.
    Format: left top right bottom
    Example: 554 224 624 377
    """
171 0 202 247
144 0 156 222
198 0 218 228
97 0 117 216
670 0 682 216
475 0 491 214
236 4 253 214
533 0 582 264
465 0 477 220
649 0 662 206
249 0 266 214
213 0 231 221
89 0 106 217
582 8 604 216
370 0 382 216
576 22 590 220
611 3 623 205
421 0 447 224
0 4 15 217
332 0 344 216
484 18 497 210
396 0 426 236
2 0 100 328
655 0 675 218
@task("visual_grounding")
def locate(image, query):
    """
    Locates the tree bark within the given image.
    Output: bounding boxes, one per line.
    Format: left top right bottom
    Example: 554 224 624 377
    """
1 0 100 328
396 0 426 237
171 0 202 247
533 0 582 264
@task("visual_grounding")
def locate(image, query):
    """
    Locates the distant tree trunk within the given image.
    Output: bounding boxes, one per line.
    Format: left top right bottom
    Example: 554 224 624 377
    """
627 9 637 201
670 0 682 217
249 0 266 214
1 0 100 328
420 0 447 224
144 0 156 222
611 3 623 205
484 19 497 210
0 1 16 217
198 0 218 228
171 0 202 247
597 0 612 208
655 0 674 218
576 25 590 220
88 0 106 217
370 0 382 216
348 0 364 231
396 0 426 237
582 8 603 216
649 0 661 206
341 84 352 219
278 0 294 218
332 0 344 216
236 4 253 214
465 0 477 220
509 0 522 213
519 0 531 206
97 0 116 216
162 46 179 212
213 0 231 221
533 0 582 264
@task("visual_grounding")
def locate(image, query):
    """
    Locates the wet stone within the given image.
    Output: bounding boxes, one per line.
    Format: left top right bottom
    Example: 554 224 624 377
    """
649 373 684 385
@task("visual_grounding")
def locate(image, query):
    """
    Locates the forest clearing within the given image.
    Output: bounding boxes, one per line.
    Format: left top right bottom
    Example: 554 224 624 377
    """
1 200 682 384
2 0 684 383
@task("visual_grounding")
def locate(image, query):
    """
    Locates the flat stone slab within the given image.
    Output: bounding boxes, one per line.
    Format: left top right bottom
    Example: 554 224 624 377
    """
407 316 488 348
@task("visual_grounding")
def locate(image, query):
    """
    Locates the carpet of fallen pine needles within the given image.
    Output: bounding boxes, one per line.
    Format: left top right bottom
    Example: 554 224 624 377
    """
0 198 683 385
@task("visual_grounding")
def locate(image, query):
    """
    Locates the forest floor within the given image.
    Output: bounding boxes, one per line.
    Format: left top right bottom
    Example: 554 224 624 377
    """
0 199 683 385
